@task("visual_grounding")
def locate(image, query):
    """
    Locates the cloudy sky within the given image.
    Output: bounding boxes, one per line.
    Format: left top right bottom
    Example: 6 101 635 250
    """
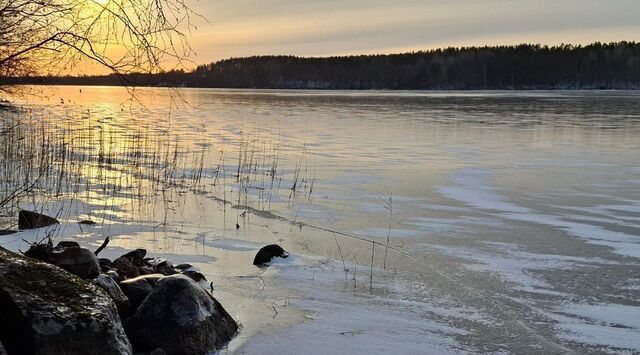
186 0 639 63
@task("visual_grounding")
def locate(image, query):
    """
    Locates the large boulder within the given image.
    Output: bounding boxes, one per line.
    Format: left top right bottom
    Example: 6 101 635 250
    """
125 274 238 355
0 246 132 355
253 244 289 265
18 210 59 230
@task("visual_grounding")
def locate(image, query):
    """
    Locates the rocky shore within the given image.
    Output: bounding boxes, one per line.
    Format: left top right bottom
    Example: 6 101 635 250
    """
0 211 245 355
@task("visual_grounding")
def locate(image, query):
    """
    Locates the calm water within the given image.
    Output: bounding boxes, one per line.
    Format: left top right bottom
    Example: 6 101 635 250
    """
3 87 640 353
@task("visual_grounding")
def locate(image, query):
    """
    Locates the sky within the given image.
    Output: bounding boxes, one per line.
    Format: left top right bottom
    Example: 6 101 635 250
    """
186 0 640 63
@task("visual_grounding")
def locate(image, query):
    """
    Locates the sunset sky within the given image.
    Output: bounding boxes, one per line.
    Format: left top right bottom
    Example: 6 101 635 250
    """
187 0 640 62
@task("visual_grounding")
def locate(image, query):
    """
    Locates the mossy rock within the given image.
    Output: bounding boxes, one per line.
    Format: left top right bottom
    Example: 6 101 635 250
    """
0 247 132 355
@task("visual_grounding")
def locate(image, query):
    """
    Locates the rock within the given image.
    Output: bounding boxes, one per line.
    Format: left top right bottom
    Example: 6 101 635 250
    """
112 257 140 278
22 242 100 280
155 260 177 276
93 274 131 317
23 240 53 261
18 210 59 230
106 270 123 283
120 249 147 267
126 274 166 287
118 275 158 311
99 258 113 272
99 258 112 266
138 266 156 275
78 220 97 225
174 263 193 271
0 230 16 236
48 246 100 279
57 241 80 248
0 246 132 355
125 275 238 355
156 267 177 276
253 244 289 266
182 270 206 283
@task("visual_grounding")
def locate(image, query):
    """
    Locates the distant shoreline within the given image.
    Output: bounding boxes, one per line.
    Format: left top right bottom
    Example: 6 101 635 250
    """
5 42 640 91
7 83 640 92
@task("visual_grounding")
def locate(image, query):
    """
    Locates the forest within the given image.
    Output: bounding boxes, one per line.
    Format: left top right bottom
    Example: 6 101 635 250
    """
6 42 640 90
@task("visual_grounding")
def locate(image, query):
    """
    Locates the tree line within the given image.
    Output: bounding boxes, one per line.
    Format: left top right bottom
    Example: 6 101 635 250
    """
6 42 640 90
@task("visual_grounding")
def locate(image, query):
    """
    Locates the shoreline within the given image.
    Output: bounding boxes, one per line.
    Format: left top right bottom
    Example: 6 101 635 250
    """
5 83 640 91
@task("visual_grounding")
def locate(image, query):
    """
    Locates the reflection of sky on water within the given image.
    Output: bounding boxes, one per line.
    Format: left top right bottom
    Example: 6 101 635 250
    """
9 86 640 353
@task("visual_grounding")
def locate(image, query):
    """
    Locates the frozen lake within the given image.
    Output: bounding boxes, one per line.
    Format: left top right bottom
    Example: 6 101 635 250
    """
2 87 640 353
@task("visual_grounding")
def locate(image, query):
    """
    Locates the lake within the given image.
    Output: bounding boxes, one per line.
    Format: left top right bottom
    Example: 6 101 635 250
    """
2 87 640 354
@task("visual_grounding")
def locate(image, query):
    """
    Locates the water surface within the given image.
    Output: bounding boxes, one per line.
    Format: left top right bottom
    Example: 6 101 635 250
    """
2 87 640 354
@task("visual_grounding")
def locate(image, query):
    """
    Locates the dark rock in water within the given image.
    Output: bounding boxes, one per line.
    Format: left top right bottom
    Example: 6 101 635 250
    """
120 249 147 267
112 257 140 278
48 246 100 279
182 270 207 283
93 274 131 317
78 220 97 225
125 274 238 355
18 210 59 230
57 241 80 248
253 244 289 266
174 263 193 271
118 275 165 312
0 246 132 354
153 259 177 276
156 259 172 268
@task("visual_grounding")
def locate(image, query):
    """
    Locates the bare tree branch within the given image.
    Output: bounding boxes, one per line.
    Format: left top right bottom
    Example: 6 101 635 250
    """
0 0 204 94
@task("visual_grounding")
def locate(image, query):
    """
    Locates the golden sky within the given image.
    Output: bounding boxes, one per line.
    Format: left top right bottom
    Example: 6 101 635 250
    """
189 0 639 60
75 0 640 74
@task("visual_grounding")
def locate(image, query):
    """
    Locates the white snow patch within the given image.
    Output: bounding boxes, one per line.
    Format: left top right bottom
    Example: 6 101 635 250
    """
438 168 640 259
547 304 640 351
237 254 477 354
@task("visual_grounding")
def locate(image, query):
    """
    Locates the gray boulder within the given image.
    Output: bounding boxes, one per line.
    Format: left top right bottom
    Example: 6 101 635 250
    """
125 274 238 355
0 246 132 355
18 210 59 230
